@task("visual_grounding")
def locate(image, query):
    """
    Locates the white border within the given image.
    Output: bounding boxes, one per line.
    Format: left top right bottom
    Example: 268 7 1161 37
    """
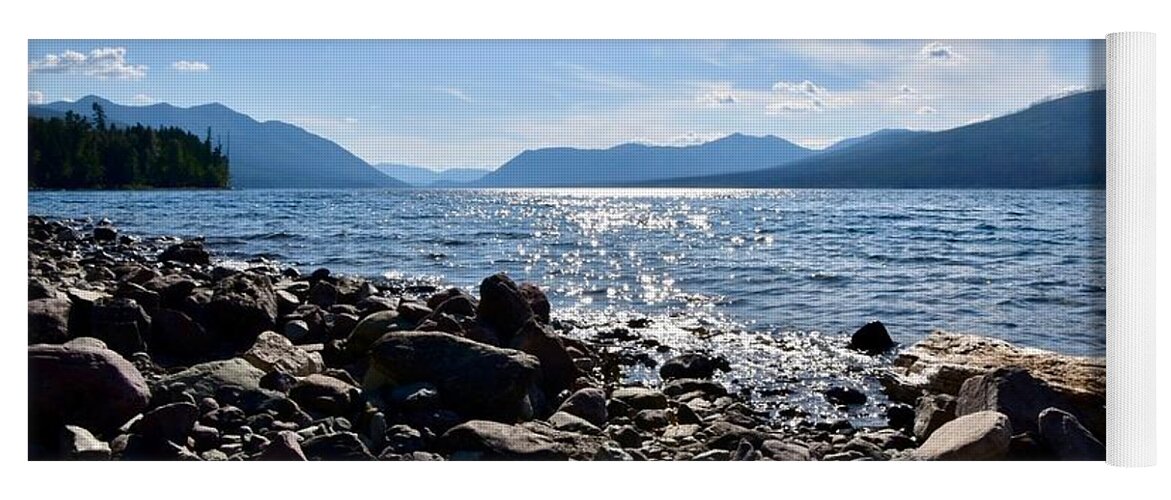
4 1 1169 499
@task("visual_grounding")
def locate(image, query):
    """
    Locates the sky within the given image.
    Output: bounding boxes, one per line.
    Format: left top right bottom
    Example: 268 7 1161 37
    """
28 40 1103 170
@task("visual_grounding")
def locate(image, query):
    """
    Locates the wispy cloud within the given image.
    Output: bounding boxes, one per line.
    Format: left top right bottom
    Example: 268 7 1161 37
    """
437 87 473 103
696 84 739 106
920 42 963 63
559 63 644 91
917 106 938 115
767 80 852 113
28 90 44 104
29 47 146 79
132 94 155 104
172 60 210 72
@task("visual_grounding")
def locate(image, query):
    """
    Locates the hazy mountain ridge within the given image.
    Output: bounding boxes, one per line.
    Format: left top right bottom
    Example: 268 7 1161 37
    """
476 133 815 187
655 90 1106 189
374 164 490 186
30 96 406 189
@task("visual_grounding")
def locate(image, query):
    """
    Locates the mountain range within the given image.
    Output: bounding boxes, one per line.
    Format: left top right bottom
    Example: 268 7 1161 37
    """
29 90 1106 189
374 164 490 186
659 90 1106 189
29 96 405 189
475 133 814 187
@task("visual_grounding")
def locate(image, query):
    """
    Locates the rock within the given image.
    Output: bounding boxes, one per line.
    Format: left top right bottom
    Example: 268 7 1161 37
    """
344 310 413 356
89 297 151 356
64 337 108 350
283 319 311 343
433 295 477 317
848 320 894 354
134 402 199 444
395 300 432 322
93 225 118 242
426 287 474 310
610 387 668 411
662 378 729 398
634 409 670 431
29 343 151 437
275 289 300 314
705 421 770 450
557 388 607 427
289 374 362 416
659 353 730 380
510 319 579 396
886 403 915 433
151 308 216 360
259 371 298 393
911 411 1013 461
824 386 868 406
886 331 1104 436
733 439 761 461
366 331 541 422
307 281 338 307
662 424 701 440
441 420 561 460
761 440 811 461
477 273 533 341
257 431 307 460
60 425 111 460
156 358 277 413
300 432 375 461
955 367 1074 436
383 424 424 454
28 298 72 344
243 331 324 376
609 425 644 449
159 240 211 265
1037 408 1105 460
518 283 551 323
692 449 731 461
204 272 278 349
914 394 957 441
548 411 601 434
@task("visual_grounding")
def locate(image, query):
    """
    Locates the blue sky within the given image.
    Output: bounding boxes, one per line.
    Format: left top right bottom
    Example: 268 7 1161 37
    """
28 40 1103 169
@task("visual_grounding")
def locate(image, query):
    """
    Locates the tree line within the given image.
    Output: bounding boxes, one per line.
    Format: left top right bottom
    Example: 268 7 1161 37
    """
29 103 230 189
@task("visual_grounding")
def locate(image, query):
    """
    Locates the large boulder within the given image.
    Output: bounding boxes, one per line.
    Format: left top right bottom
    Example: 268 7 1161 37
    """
366 331 541 422
243 331 324 376
344 310 414 357
89 297 151 356
477 273 533 341
913 393 957 441
557 388 608 427
955 367 1074 436
159 240 210 265
885 331 1104 436
510 319 578 396
848 321 894 354
441 420 560 460
151 308 217 361
1037 408 1105 461
133 402 199 445
289 374 362 416
911 411 1013 460
659 353 730 380
156 358 278 412
29 343 151 437
204 272 278 349
518 283 551 323
28 298 72 344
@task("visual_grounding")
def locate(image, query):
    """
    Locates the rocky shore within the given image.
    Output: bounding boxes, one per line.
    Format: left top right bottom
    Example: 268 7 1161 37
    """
28 215 1106 461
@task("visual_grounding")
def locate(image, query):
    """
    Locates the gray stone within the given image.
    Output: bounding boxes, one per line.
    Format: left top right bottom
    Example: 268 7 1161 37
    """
557 388 608 427
28 298 72 344
257 431 307 460
956 367 1073 436
1038 407 1105 461
911 411 1013 461
610 387 668 410
243 331 324 376
914 394 957 441
60 425 111 460
442 420 561 460
548 411 602 435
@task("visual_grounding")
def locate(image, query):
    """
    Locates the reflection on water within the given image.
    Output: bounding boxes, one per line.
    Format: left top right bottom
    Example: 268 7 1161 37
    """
29 188 1105 424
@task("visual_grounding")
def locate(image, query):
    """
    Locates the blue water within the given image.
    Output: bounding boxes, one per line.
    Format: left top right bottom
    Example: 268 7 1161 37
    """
28 188 1106 357
29 188 1105 424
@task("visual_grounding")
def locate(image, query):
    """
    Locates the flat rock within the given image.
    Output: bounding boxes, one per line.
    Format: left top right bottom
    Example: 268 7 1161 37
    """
886 332 1104 432
610 387 668 411
243 331 324 376
911 411 1013 461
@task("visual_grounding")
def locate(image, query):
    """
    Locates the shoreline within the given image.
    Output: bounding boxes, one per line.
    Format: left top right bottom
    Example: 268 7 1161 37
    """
27 215 1106 461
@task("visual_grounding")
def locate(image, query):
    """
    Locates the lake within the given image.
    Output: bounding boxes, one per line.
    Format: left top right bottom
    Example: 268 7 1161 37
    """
29 188 1105 423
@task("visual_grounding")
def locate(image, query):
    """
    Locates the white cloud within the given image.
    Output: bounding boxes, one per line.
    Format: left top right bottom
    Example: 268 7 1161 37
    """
28 90 44 104
696 84 739 106
920 42 961 62
437 87 473 103
172 60 210 72
29 47 146 79
767 80 852 113
132 94 155 104
917 106 938 115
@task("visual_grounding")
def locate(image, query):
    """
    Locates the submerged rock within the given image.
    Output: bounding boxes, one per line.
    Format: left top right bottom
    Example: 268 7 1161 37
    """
659 353 730 380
